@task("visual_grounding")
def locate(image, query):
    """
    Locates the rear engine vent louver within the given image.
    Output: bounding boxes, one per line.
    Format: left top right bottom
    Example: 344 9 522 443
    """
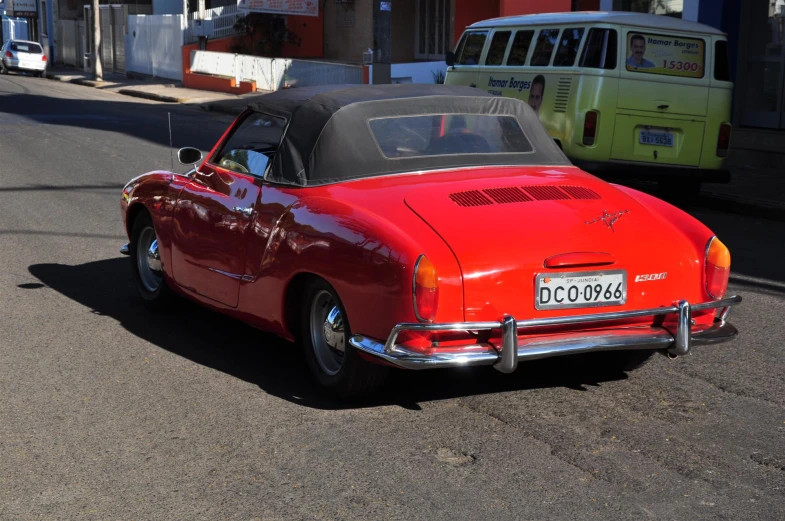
483 187 532 204
560 186 601 200
522 186 571 201
449 185 602 207
449 190 493 207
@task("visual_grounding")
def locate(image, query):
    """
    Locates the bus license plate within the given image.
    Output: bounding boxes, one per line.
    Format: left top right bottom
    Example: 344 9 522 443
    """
639 130 674 147
535 270 627 310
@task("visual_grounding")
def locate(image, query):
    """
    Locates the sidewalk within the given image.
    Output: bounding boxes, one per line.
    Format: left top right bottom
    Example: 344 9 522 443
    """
45 67 271 112
45 66 785 222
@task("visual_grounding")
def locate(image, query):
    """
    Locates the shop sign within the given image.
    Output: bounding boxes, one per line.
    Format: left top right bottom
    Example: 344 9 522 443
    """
8 0 39 18
625 32 705 78
237 0 319 17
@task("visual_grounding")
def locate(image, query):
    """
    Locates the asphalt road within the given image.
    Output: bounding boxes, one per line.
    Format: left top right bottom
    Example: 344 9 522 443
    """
1 74 783 521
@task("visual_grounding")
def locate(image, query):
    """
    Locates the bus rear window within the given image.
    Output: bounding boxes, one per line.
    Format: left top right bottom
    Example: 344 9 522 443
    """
714 40 730 81
554 28 585 67
507 30 534 66
530 29 560 66
625 32 705 78
580 28 617 69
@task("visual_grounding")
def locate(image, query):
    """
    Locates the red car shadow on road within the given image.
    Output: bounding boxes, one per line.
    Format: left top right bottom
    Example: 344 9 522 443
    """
27 258 631 409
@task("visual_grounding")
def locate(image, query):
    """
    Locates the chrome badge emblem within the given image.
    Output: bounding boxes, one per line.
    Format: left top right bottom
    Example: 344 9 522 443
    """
585 210 629 232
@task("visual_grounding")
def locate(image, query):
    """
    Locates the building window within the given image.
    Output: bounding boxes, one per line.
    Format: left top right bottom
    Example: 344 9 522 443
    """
415 0 451 60
619 0 683 18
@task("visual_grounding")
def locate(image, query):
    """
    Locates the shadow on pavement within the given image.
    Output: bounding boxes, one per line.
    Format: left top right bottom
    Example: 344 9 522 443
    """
0 92 228 151
28 258 630 410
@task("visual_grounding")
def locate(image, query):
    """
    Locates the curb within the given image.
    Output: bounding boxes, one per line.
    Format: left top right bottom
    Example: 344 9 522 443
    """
117 88 186 104
199 102 247 117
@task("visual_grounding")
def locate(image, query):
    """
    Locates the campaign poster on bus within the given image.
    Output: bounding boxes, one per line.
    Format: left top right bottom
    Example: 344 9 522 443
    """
625 32 705 78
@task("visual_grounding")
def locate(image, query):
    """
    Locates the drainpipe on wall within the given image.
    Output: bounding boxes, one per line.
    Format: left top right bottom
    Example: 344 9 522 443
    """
371 0 391 84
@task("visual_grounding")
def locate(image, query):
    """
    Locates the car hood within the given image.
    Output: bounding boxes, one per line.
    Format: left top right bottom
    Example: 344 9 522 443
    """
403 168 702 322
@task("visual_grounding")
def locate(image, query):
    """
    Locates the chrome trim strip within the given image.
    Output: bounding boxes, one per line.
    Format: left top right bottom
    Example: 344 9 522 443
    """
120 243 130 256
351 296 742 371
206 267 254 282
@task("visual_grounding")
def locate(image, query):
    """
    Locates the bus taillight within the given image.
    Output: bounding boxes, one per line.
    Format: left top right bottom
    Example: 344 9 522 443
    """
717 123 731 158
583 111 598 146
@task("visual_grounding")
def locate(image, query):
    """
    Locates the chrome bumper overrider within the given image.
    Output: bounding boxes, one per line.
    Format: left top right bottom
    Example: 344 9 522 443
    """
349 296 741 373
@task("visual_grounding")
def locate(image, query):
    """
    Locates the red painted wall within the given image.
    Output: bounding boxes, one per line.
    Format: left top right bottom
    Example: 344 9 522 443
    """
574 0 600 10
284 14 324 58
499 0 572 17
454 0 500 44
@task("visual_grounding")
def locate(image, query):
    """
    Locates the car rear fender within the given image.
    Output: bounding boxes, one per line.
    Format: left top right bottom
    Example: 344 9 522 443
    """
241 194 464 341
612 184 718 300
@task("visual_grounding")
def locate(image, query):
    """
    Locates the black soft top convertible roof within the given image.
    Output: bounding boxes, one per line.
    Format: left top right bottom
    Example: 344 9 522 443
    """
247 84 570 187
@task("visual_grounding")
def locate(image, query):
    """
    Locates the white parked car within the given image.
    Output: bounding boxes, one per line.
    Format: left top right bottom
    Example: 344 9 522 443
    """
1 39 47 77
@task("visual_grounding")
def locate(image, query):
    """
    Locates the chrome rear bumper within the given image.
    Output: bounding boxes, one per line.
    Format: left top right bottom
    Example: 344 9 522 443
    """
349 296 741 372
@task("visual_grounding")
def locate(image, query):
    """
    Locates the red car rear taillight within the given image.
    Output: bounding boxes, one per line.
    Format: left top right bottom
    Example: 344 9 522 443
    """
717 123 731 157
705 236 731 299
413 255 439 322
42 54 47 62
5 51 12 58
583 110 598 146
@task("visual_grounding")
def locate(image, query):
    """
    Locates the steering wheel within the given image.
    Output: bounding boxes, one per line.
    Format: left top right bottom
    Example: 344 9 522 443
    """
219 158 249 174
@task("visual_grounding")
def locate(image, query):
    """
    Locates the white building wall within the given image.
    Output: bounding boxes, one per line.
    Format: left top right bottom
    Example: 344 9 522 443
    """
126 14 185 80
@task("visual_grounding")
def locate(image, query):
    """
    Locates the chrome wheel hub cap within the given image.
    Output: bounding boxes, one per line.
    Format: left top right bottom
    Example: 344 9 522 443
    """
310 290 345 376
136 227 163 292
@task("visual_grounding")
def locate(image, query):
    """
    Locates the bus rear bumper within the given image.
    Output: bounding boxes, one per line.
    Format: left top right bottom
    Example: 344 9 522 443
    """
573 159 730 184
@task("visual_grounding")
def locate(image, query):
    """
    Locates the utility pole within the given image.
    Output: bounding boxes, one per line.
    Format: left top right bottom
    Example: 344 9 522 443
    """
92 0 103 80
371 0 392 85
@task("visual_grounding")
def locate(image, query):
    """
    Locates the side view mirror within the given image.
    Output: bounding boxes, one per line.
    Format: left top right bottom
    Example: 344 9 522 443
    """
178 147 202 166
445 51 455 67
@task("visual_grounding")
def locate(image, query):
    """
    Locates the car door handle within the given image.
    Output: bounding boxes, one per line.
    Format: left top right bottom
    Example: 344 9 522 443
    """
233 206 254 217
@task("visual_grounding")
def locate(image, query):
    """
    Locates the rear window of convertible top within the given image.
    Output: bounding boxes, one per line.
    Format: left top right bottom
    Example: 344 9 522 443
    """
368 114 533 159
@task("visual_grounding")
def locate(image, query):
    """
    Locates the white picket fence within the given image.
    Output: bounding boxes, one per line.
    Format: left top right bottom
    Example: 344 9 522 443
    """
190 50 364 91
185 5 243 44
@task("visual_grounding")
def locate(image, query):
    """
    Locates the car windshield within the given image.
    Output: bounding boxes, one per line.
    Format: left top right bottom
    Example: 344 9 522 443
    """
11 42 43 54
368 114 533 159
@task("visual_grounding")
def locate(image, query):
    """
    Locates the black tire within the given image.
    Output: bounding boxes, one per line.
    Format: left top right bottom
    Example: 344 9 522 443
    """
129 211 173 311
0 62 8 75
300 278 388 398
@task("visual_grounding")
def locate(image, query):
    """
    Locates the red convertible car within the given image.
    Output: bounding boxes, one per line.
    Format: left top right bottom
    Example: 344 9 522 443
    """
120 84 740 397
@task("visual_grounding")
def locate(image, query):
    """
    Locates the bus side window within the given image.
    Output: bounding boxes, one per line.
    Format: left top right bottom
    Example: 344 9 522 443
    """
506 30 535 66
714 40 730 81
457 31 488 65
485 31 512 66
580 28 618 69
554 27 585 67
530 29 561 66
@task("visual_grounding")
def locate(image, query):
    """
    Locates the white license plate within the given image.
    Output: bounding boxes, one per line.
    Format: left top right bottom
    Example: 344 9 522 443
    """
535 270 627 310
639 130 674 147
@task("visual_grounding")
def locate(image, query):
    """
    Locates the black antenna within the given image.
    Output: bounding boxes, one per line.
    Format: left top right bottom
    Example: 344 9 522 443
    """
168 112 174 173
